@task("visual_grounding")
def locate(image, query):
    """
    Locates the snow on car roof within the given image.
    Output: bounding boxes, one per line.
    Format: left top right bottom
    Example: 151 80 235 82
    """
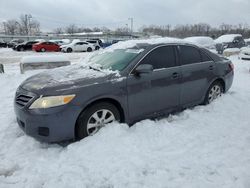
184 36 215 47
105 37 186 52
214 34 242 44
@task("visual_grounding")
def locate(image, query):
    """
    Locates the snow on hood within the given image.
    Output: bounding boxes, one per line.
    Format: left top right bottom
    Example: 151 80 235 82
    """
214 34 241 44
240 46 250 53
21 54 119 90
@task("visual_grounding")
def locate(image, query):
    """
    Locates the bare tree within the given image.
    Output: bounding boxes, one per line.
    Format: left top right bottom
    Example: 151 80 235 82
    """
18 14 40 35
3 19 19 35
65 24 78 34
54 27 63 34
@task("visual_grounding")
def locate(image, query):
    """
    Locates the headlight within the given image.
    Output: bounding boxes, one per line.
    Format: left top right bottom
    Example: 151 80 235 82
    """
29 95 75 109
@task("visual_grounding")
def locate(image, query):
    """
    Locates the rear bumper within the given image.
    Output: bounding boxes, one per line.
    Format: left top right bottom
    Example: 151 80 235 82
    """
224 71 234 92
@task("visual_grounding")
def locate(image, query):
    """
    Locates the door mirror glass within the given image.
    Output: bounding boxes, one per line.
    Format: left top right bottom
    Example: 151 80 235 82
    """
134 64 153 75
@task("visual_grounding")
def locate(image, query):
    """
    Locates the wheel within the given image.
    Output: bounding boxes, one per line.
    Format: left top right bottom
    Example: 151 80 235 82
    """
87 47 92 52
20 47 24 51
95 46 100 50
76 102 120 139
67 48 72 53
41 48 46 52
204 81 223 104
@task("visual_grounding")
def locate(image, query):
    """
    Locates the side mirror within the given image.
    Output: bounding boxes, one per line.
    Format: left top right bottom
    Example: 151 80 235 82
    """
134 64 153 75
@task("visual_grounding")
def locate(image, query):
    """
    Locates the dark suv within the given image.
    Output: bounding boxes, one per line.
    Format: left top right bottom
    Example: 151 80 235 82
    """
215 34 246 54
14 42 234 142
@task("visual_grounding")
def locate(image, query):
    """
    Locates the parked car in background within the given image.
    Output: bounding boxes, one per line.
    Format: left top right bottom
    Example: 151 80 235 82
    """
14 42 234 142
0 39 7 48
50 39 70 46
214 34 246 54
245 38 250 46
7 39 25 48
184 36 216 50
61 41 94 53
32 42 60 52
239 47 250 60
13 41 38 51
86 40 102 50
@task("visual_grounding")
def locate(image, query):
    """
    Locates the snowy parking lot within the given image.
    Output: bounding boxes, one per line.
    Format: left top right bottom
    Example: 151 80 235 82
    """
0 49 250 188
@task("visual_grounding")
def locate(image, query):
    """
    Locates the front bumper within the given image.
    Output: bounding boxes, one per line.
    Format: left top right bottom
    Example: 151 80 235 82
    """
14 88 81 142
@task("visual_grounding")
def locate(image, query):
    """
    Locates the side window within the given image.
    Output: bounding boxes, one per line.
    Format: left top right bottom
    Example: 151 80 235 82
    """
139 46 176 69
200 50 212 62
179 46 201 65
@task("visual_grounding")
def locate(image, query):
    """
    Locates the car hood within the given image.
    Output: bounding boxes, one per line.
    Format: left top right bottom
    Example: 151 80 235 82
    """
20 65 118 93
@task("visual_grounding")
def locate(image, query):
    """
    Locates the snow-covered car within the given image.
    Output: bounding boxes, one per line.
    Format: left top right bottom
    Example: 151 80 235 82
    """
0 39 7 48
214 34 246 54
7 39 25 48
184 36 216 50
60 41 94 53
245 38 250 46
239 47 250 60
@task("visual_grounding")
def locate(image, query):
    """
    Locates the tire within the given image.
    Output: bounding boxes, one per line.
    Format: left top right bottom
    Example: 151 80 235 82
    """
76 102 120 140
203 81 223 105
41 48 46 52
87 47 92 52
20 47 24 51
95 46 100 50
67 48 72 53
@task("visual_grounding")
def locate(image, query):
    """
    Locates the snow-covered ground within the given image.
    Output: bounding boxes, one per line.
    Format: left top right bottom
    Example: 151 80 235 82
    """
0 48 250 188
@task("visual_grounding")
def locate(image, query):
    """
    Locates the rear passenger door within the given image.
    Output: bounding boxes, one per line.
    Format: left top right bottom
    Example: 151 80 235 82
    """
127 45 181 122
178 45 215 106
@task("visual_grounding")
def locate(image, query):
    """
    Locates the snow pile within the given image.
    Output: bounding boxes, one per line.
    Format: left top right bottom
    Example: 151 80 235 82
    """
21 55 70 63
184 36 215 49
214 34 241 44
223 48 241 53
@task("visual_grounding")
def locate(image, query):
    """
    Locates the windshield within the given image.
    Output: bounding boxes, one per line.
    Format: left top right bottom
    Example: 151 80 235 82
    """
89 49 144 71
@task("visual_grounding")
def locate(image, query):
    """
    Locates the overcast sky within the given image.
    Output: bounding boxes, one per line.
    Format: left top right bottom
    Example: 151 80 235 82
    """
0 0 250 31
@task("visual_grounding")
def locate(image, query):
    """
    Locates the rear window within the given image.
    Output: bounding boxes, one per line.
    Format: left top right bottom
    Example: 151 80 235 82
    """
179 46 201 65
200 50 212 62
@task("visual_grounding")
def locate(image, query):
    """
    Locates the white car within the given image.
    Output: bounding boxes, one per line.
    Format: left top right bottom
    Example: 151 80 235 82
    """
60 41 94 53
239 47 250 60
86 40 102 50
184 36 216 50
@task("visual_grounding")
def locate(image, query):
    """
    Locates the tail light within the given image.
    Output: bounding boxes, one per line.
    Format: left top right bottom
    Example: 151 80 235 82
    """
229 63 234 72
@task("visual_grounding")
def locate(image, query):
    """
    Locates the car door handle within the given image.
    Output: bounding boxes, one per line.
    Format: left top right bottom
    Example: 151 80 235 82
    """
209 65 214 70
172 72 179 79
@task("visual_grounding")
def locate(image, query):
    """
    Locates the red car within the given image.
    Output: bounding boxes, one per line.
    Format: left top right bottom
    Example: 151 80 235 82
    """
32 42 60 52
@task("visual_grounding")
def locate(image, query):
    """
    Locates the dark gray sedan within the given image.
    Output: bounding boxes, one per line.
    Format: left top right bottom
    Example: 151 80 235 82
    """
14 42 234 142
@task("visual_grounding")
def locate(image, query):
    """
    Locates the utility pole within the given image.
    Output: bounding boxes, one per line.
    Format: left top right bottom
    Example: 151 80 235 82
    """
128 18 133 38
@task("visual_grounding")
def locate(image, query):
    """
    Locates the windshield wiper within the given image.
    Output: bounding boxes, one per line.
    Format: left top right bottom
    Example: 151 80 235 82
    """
89 65 101 72
89 65 107 74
